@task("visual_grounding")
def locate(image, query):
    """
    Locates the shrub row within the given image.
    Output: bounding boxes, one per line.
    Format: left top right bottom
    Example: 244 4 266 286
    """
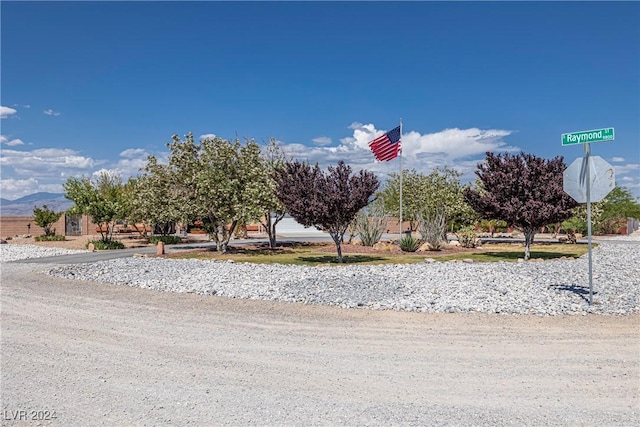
87 240 126 250
34 235 66 242
148 235 182 245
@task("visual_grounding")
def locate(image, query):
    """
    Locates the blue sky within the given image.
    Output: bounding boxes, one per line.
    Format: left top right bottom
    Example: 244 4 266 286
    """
1 1 639 200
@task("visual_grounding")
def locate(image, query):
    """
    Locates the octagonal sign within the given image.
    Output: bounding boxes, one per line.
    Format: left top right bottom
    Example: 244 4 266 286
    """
563 156 615 203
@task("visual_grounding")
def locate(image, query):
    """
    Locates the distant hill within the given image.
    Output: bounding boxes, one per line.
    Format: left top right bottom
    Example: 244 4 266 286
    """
0 192 73 216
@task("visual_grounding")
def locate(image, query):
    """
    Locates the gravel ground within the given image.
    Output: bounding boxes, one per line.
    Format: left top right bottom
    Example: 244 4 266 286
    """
1 239 638 426
0 244 88 262
4 236 637 316
1 262 638 426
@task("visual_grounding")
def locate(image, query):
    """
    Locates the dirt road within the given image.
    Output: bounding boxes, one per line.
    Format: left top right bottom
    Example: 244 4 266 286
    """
1 263 638 426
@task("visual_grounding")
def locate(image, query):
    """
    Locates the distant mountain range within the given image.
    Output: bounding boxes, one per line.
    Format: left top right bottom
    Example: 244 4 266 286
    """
0 192 74 216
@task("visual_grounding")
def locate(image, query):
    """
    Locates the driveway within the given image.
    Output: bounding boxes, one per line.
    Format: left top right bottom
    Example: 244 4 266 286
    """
1 262 638 426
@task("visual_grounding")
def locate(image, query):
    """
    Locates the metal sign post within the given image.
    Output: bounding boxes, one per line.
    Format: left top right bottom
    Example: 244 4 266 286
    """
562 127 615 306
584 143 593 305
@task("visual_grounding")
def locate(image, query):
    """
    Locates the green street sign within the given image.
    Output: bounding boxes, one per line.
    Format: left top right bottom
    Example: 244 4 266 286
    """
562 127 614 146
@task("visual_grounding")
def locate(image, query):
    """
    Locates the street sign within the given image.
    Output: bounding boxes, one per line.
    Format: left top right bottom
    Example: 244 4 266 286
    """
561 127 614 146
563 156 615 203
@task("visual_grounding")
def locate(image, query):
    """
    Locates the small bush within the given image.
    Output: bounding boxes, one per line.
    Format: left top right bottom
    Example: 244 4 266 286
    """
399 235 421 252
33 204 63 236
34 235 66 242
148 235 181 245
87 240 125 250
456 225 478 248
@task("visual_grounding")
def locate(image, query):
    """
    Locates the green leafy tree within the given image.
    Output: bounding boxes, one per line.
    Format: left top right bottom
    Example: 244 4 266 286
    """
464 151 577 260
145 132 268 252
598 186 640 234
561 201 604 236
63 172 128 242
274 160 379 262
256 138 289 248
560 186 639 236
126 156 186 236
32 205 63 236
376 167 471 243
199 135 266 251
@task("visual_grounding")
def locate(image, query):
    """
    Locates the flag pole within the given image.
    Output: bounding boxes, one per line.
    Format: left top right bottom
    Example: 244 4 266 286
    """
399 118 403 241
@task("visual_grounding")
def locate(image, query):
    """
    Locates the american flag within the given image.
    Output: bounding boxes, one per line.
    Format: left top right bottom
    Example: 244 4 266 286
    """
368 125 401 162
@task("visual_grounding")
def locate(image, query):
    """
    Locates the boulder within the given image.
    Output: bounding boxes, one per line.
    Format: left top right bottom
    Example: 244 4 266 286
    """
373 241 395 252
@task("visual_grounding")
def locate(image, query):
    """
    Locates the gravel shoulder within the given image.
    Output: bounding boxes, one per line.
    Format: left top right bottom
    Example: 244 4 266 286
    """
1 261 639 426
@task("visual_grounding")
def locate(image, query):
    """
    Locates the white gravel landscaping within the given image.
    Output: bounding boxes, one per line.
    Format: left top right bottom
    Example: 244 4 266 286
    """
0 244 88 262
3 238 638 316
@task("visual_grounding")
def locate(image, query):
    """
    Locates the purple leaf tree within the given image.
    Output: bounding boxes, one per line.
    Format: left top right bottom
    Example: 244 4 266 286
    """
464 151 577 260
274 160 379 263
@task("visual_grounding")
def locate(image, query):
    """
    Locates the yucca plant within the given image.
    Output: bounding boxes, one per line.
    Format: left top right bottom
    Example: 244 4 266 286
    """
356 210 386 246
399 235 421 252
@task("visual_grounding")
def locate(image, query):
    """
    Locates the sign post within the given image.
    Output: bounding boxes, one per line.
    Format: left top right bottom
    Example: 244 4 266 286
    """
561 127 615 305
584 143 593 305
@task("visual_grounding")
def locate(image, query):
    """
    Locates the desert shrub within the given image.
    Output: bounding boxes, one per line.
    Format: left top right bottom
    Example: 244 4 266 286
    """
87 240 125 250
417 209 446 251
456 225 478 248
355 210 385 246
34 235 66 242
33 205 63 236
148 235 181 245
399 235 421 252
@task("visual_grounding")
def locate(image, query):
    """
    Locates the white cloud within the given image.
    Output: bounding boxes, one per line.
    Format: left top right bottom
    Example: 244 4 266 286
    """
611 157 625 162
43 109 61 116
0 135 25 147
120 148 148 159
312 136 332 146
613 163 640 176
200 133 217 141
0 148 95 178
0 106 17 119
79 148 152 180
91 168 123 181
0 178 48 200
611 163 640 196
281 123 517 188
115 148 150 176
0 179 66 200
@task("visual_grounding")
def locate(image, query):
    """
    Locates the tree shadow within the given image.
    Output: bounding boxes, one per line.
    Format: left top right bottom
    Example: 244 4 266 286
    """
548 284 596 303
297 255 385 264
482 251 576 260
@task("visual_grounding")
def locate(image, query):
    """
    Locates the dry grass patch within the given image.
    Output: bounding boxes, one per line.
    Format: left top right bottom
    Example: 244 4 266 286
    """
163 241 590 266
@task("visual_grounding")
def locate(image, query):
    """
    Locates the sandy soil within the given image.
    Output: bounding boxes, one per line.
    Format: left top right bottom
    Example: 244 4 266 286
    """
3 234 213 251
1 262 638 426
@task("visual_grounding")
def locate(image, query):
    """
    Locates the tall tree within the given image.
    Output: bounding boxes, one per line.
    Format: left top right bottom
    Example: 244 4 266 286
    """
464 151 577 260
63 172 128 242
142 132 267 252
123 171 178 236
256 138 289 248
274 160 379 262
376 167 471 241
198 135 266 251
